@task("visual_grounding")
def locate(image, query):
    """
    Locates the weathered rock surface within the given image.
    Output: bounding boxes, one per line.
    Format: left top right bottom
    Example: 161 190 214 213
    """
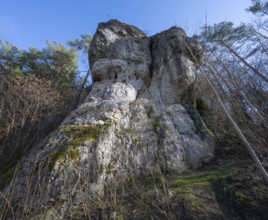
0 19 214 218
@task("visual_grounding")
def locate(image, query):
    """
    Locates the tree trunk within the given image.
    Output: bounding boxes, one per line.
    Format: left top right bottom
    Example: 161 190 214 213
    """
202 69 268 184
75 69 91 106
221 41 268 83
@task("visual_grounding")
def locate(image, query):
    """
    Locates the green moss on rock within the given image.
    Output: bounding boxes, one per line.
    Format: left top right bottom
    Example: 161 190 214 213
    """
152 118 164 131
42 121 115 171
132 137 140 144
68 149 80 160
171 169 231 188
40 148 81 171
115 128 133 135
61 120 114 147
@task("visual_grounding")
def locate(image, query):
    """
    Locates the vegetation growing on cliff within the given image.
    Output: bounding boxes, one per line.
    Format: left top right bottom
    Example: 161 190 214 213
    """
194 0 268 183
0 38 92 174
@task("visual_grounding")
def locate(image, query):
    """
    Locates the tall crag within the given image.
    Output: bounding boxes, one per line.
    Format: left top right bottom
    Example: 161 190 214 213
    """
0 20 214 218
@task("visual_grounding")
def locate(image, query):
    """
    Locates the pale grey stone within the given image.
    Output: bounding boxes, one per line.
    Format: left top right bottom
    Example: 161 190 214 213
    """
0 19 213 218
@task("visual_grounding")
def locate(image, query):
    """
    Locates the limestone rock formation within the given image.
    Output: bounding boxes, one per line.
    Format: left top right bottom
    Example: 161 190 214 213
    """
0 19 214 218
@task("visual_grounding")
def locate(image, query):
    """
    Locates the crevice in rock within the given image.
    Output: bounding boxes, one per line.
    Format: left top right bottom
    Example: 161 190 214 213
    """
148 37 154 88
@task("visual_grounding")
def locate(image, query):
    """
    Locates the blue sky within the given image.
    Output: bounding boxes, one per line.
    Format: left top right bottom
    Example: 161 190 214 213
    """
1 0 252 70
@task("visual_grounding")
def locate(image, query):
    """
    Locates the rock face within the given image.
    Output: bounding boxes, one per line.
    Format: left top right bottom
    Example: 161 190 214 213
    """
0 20 214 218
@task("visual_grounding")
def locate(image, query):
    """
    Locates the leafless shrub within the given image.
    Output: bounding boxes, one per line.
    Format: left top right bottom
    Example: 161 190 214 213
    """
0 74 78 168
